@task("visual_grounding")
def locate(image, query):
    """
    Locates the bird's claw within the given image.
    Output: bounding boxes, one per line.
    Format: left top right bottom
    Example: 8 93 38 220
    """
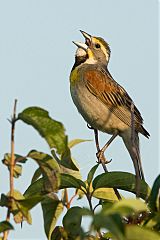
96 151 112 164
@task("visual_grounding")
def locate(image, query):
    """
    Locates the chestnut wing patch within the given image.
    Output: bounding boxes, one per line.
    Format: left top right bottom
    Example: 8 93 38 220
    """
84 69 143 127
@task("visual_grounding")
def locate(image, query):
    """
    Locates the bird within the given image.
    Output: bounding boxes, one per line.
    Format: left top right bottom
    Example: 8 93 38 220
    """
70 30 150 188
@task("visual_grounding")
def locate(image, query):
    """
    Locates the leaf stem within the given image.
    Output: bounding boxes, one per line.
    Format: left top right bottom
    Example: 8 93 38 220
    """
67 192 77 209
64 189 69 209
3 99 17 240
87 195 93 212
93 202 100 212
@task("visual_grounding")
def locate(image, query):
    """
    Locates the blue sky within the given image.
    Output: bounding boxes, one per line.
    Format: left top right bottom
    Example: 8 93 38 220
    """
0 0 159 239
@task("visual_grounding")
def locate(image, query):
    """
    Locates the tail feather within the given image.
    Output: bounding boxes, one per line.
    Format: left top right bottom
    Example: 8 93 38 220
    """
122 130 145 197
140 126 150 139
132 134 145 180
122 130 145 181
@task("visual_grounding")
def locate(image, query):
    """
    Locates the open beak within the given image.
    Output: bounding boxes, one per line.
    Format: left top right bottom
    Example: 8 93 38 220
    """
80 30 92 45
72 41 88 51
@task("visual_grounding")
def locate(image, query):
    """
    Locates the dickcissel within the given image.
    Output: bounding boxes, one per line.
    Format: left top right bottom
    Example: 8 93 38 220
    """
70 31 150 182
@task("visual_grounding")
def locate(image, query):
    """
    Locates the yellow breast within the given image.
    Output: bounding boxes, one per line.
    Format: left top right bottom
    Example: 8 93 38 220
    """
70 67 80 86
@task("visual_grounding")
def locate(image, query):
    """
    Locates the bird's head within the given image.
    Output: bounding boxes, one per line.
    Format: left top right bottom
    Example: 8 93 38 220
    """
73 30 111 66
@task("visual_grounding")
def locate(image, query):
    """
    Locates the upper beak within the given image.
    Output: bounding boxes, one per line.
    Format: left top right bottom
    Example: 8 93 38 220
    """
72 41 88 51
80 30 92 45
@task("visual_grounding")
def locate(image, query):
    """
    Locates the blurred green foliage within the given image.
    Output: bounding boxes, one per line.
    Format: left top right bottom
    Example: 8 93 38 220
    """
0 107 159 239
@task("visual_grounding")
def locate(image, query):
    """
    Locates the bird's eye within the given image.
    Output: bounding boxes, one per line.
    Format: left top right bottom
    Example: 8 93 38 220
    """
95 43 100 49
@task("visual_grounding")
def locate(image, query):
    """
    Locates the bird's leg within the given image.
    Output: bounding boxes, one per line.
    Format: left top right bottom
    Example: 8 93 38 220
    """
93 129 121 200
93 129 109 172
93 129 100 152
87 125 109 164
94 129 110 165
87 125 100 153
96 132 118 164
89 126 121 200
93 129 110 164
87 124 117 164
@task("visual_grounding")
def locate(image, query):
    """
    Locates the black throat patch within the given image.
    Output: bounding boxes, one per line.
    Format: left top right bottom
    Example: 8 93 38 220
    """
71 54 88 71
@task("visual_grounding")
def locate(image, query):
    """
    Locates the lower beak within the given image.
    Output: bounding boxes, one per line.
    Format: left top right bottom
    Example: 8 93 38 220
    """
72 41 88 51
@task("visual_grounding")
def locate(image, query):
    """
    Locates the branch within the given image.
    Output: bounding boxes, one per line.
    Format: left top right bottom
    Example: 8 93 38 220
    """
10 99 17 196
3 99 17 240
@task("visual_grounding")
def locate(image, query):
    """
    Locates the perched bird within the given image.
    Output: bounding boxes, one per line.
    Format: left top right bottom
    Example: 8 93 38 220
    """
70 31 149 185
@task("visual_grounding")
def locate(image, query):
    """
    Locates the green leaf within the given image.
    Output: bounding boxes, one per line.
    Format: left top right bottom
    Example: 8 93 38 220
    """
0 194 9 207
2 153 27 178
63 207 84 237
103 232 115 239
85 236 98 240
18 196 44 211
18 107 66 154
79 207 93 217
59 163 81 180
87 164 99 186
0 221 14 233
31 167 42 183
2 153 27 164
68 139 91 149
76 188 85 200
93 171 150 200
18 107 80 171
60 174 86 190
113 198 148 213
28 150 60 192
3 190 32 224
93 213 125 240
14 212 24 224
13 164 22 178
103 198 148 217
41 195 64 240
15 202 32 224
24 177 58 208
145 212 160 230
93 188 120 201
148 175 160 211
102 201 114 211
9 190 25 211
125 225 160 240
60 142 79 171
51 226 68 240
24 178 44 198
12 191 32 224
